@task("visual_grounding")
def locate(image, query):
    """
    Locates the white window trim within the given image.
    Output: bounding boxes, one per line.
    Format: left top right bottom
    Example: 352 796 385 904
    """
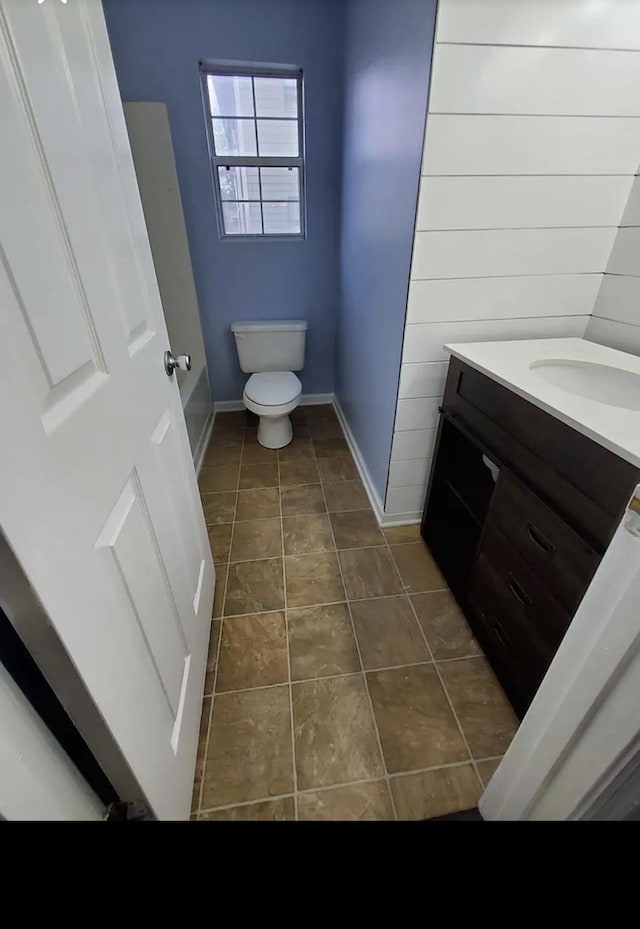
199 63 305 239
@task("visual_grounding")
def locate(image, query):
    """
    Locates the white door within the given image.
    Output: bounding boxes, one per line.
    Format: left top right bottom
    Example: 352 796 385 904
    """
0 0 214 819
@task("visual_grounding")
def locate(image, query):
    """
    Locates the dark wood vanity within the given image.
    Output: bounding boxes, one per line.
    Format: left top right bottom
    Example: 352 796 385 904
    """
422 357 640 718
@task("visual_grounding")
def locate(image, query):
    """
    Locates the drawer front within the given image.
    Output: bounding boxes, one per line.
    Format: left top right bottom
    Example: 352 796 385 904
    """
479 523 572 656
469 554 548 710
442 358 640 550
489 470 600 613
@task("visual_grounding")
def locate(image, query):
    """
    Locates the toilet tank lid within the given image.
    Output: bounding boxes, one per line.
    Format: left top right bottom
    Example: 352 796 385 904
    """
231 320 307 333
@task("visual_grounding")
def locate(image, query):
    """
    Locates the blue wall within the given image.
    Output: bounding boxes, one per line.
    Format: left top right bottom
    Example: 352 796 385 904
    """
336 0 435 503
103 0 343 401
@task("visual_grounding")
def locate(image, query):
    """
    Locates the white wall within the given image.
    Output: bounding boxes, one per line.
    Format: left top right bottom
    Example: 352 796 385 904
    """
385 0 640 522
587 175 640 355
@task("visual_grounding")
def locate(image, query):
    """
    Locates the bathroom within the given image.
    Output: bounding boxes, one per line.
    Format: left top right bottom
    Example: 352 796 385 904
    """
52 0 640 819
97 0 640 819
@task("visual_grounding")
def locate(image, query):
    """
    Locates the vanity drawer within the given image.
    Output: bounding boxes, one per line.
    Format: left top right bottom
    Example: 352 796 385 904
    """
469 554 549 710
478 524 572 656
489 470 600 614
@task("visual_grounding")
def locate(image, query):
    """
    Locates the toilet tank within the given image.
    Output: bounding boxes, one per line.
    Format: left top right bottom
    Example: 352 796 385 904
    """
231 320 307 373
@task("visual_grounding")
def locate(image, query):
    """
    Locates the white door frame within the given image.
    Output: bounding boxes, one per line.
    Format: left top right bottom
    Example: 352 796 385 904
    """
0 658 102 821
481 489 640 820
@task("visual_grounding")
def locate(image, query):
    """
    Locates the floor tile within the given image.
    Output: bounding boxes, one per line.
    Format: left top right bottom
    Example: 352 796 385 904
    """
278 436 313 462
198 464 239 494
285 552 345 607
202 491 236 526
305 404 338 425
383 524 421 544
208 430 244 448
367 664 468 772
298 781 394 821
282 514 334 555
351 596 429 669
239 463 279 489
279 458 319 486
207 524 232 564
312 434 349 458
235 487 280 521
204 445 242 469
476 757 502 787
439 658 519 759
389 542 446 593
214 411 248 431
338 547 404 599
281 483 326 516
224 558 284 615
241 441 279 465
287 603 360 680
191 696 211 812
212 565 227 618
291 406 309 424
216 612 288 692
309 420 344 441
230 517 282 562
200 797 294 821
293 675 383 790
411 590 480 660
203 686 293 807
330 510 385 549
323 481 369 512
203 620 221 695
391 764 482 821
317 457 359 483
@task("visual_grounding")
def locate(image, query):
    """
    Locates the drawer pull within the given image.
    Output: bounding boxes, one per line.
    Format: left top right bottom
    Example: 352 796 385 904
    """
492 617 511 648
508 574 532 606
527 522 555 556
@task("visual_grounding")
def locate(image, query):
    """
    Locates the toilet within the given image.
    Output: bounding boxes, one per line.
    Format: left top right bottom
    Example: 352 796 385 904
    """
231 319 308 449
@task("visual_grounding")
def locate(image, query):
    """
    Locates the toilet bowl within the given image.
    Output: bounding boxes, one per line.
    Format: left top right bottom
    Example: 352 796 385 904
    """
243 371 302 448
232 319 308 449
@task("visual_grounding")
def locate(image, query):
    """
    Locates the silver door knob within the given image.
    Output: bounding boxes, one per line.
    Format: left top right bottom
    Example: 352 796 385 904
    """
164 350 192 377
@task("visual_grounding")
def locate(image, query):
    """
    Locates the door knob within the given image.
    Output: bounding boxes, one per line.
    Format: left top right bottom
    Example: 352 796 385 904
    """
164 350 192 377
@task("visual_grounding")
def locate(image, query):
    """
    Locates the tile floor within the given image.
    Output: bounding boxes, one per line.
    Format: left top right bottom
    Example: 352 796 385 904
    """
192 405 518 821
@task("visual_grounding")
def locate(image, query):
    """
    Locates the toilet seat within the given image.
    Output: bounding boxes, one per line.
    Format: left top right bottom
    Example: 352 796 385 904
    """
244 371 301 406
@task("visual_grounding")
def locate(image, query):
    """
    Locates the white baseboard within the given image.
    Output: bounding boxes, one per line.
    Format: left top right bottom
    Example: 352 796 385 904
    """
214 392 334 415
333 399 387 525
193 408 215 476
382 513 422 527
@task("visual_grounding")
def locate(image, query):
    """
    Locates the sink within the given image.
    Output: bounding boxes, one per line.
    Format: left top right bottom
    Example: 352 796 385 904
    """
530 359 640 412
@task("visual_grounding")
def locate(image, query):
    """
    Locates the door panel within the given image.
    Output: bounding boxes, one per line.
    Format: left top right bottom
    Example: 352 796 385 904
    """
0 0 214 819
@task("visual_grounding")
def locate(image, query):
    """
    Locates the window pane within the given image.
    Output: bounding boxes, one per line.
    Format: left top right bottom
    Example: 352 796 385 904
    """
222 202 262 235
253 77 298 118
218 166 260 201
262 201 301 235
257 119 298 156
260 167 299 201
207 75 253 117
212 118 257 156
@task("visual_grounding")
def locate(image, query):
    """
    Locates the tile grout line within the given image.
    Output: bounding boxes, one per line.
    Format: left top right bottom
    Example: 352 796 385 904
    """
197 419 244 817
310 427 399 822
277 428 299 822
198 757 491 816
385 536 486 791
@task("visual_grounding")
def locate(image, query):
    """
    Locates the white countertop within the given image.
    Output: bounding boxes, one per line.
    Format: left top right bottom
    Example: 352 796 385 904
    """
444 338 640 469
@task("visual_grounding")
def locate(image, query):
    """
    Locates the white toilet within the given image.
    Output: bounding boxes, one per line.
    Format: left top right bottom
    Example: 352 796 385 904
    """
231 319 308 449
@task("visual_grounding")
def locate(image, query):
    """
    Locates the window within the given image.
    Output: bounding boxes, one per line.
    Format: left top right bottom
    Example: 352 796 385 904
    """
201 66 304 237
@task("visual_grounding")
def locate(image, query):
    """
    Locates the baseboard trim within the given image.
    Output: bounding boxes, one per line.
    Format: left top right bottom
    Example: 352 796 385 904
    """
193 407 215 476
215 392 334 415
333 399 387 526
382 513 422 527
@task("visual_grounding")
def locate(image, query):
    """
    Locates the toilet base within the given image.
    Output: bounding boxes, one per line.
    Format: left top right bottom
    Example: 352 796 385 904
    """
257 413 293 449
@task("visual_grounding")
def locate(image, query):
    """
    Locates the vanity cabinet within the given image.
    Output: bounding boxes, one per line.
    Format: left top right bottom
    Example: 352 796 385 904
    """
422 357 640 718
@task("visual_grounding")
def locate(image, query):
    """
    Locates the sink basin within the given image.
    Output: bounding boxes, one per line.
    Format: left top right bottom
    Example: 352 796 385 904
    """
530 359 640 412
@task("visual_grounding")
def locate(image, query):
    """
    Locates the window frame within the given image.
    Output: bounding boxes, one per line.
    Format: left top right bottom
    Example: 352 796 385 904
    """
199 63 306 240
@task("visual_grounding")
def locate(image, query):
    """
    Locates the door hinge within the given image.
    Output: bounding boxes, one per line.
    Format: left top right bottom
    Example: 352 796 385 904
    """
103 801 150 822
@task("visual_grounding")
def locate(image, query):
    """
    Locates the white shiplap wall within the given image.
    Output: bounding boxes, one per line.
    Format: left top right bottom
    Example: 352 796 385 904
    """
385 0 640 522
587 175 640 354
